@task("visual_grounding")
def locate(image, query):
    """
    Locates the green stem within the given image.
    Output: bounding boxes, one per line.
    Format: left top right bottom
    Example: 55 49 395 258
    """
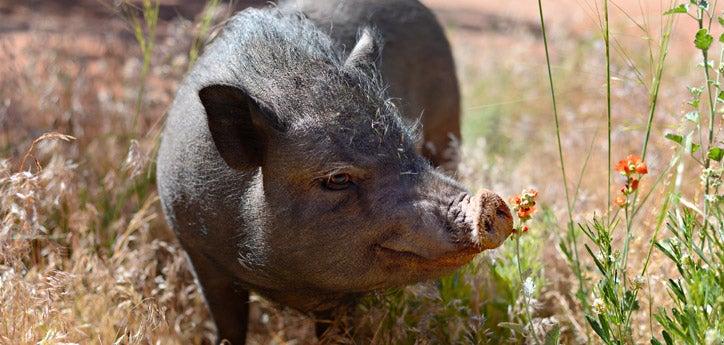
536 0 571 216
622 200 632 280
536 0 588 311
132 60 150 134
129 0 159 136
622 155 679 329
699 7 721 251
641 13 673 160
698 13 716 174
189 0 221 66
620 11 676 334
604 0 613 227
622 1 674 282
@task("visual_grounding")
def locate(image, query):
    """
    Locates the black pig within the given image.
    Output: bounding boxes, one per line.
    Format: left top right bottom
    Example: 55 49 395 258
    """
156 1 513 343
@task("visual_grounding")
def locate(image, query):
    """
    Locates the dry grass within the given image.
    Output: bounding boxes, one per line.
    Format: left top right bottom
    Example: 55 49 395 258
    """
0 0 717 344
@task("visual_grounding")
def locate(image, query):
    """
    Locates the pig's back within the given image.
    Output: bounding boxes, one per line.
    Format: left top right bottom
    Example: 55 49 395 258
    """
279 0 460 167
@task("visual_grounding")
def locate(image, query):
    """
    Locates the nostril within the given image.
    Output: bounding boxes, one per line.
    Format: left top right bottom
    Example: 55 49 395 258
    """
484 220 494 233
460 189 515 250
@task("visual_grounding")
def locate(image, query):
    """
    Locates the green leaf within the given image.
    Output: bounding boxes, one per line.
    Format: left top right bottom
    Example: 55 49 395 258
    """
667 279 686 303
707 147 723 161
665 133 683 144
665 133 701 153
586 315 611 343
719 15 724 26
654 312 679 336
720 33 724 42
651 338 663 345
544 325 561 345
655 242 680 265
598 314 613 342
671 308 685 324
664 4 687 14
695 28 714 50
559 241 572 261
662 330 674 345
624 290 641 312
585 244 606 274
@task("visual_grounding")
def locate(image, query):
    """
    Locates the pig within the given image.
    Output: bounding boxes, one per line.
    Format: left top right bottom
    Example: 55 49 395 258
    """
155 1 513 344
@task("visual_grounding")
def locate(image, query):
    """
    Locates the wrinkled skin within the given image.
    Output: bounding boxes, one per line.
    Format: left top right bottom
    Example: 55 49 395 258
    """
156 1 513 344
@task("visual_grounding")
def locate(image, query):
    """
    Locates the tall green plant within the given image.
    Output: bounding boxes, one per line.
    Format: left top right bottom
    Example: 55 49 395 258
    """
535 0 591 318
535 0 684 343
650 1 723 344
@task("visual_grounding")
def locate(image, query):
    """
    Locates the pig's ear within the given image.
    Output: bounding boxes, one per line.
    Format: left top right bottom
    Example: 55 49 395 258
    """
199 84 285 169
344 27 382 70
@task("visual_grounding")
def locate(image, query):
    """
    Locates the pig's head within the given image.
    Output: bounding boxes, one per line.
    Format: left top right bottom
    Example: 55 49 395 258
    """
197 20 513 295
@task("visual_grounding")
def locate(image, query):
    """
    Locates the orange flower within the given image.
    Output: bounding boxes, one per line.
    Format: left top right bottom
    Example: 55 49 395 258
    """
517 206 536 219
615 159 630 174
615 154 646 176
615 154 648 196
614 194 627 207
509 188 539 233
630 179 639 191
626 154 642 165
635 162 648 175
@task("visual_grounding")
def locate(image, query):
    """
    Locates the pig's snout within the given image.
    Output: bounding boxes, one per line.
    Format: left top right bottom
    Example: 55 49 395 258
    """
376 189 514 270
450 189 514 252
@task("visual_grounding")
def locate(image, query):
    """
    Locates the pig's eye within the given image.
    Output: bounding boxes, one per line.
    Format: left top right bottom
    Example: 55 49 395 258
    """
323 173 352 190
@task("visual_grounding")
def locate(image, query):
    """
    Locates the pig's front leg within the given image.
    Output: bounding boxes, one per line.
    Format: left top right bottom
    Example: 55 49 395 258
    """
184 249 250 345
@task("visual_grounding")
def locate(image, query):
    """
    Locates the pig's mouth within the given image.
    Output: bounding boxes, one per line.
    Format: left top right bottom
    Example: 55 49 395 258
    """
371 218 483 272
373 243 480 270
